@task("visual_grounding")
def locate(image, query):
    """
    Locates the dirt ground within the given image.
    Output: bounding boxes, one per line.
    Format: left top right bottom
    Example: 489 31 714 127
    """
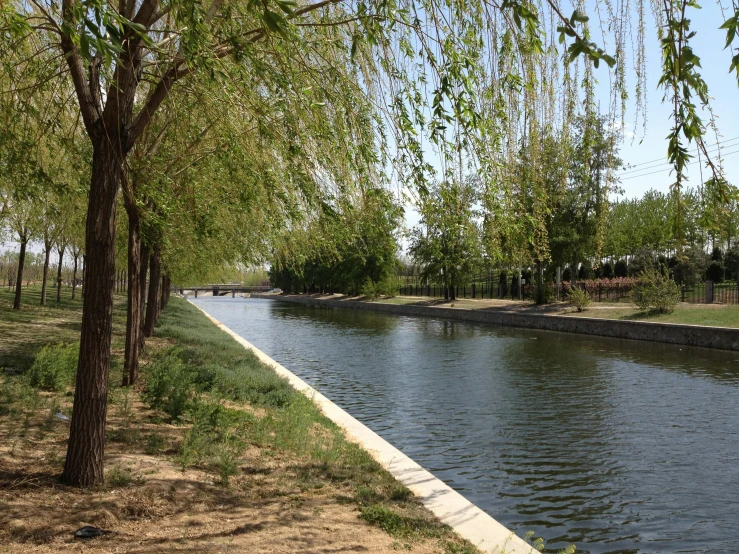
0 392 462 554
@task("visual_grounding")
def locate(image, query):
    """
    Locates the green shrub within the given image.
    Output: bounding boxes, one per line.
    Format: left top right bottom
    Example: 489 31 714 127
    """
26 343 78 391
142 348 194 421
377 275 398 298
632 269 680 313
567 286 591 312
361 279 380 301
0 377 41 417
108 464 133 487
179 400 251 472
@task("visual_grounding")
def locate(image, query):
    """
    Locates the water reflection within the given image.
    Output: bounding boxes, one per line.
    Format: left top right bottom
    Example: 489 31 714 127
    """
194 297 739 553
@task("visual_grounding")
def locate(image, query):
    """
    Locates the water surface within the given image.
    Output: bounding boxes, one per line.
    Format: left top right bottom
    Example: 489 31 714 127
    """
193 297 739 554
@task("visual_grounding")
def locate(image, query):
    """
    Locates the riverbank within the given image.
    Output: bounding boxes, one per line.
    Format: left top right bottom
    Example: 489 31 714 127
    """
253 293 739 351
374 294 739 328
0 286 481 553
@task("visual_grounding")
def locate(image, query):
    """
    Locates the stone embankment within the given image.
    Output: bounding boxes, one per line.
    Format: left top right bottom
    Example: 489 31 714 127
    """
253 294 739 352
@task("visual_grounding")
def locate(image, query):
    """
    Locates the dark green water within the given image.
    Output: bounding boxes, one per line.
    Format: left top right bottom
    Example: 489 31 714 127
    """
193 297 739 554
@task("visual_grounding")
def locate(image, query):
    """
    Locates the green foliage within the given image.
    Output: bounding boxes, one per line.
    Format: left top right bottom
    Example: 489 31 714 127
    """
568 286 592 312
359 505 445 540
142 348 194 422
270 189 403 295
145 432 165 455
632 269 680 313
672 247 708 286
410 179 481 298
706 260 725 283
108 464 134 487
615 259 628 278
179 400 251 476
26 343 78 391
377 274 398 298
361 279 380 301
0 376 41 417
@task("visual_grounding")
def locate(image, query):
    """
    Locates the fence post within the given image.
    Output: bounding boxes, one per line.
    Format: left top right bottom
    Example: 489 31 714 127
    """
681 284 685 303
705 280 714 304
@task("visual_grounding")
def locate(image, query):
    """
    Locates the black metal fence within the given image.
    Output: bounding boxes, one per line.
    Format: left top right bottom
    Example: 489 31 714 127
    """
397 275 739 305
681 281 739 304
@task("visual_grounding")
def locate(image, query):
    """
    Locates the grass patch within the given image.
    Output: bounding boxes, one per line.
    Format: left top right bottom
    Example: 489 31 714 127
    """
26 342 78 391
360 504 446 539
0 289 482 552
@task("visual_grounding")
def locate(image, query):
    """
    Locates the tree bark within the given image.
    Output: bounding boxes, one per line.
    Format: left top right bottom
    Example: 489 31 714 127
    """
159 272 167 316
143 244 160 338
13 236 28 310
71 251 79 300
165 274 171 307
56 245 65 304
40 242 51 306
138 241 150 351
123 204 142 386
62 140 121 488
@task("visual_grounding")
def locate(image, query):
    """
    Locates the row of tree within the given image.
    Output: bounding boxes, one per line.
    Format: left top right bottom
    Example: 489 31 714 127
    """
3 0 739 489
270 112 739 299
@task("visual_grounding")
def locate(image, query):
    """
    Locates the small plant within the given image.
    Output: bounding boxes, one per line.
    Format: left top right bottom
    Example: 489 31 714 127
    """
142 348 194 421
361 279 380 301
118 387 135 424
377 275 398 298
387 483 412 502
567 286 591 312
108 464 133 487
217 445 239 487
360 504 445 539
26 343 78 391
145 432 165 454
632 269 680 313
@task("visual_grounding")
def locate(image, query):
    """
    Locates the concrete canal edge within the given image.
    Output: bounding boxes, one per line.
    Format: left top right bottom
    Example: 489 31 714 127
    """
189 301 538 554
252 294 739 352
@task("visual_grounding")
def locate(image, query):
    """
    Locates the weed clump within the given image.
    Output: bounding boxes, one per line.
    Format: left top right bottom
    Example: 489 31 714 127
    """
632 269 680 313
567 286 591 312
26 343 78 391
142 348 194 421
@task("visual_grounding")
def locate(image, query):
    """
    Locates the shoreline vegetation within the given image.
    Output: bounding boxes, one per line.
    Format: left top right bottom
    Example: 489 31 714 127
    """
0 285 480 554
254 292 739 330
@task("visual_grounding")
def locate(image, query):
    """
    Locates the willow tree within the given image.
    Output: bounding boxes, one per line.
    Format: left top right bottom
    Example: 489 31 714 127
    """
6 0 731 488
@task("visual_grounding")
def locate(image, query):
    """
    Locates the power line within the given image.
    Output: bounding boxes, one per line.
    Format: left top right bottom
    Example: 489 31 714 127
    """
619 139 739 175
620 148 739 181
619 135 739 174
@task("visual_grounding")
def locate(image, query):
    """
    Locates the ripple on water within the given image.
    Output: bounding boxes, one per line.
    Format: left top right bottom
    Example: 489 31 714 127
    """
194 297 739 554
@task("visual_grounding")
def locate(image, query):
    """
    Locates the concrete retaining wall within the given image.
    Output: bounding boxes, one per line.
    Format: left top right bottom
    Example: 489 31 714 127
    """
253 294 739 352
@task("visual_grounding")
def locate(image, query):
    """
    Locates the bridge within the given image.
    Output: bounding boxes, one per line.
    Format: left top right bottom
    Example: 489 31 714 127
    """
180 284 272 298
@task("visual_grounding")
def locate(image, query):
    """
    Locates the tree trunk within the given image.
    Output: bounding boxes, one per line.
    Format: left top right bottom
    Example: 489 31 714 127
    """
138 242 150 351
123 205 142 387
62 140 121 488
71 252 79 300
159 272 167 316
13 236 28 310
40 242 51 306
56 246 65 304
143 245 161 338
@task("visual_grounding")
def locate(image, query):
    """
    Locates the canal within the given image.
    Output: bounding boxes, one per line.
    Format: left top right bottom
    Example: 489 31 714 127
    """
192 297 739 554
